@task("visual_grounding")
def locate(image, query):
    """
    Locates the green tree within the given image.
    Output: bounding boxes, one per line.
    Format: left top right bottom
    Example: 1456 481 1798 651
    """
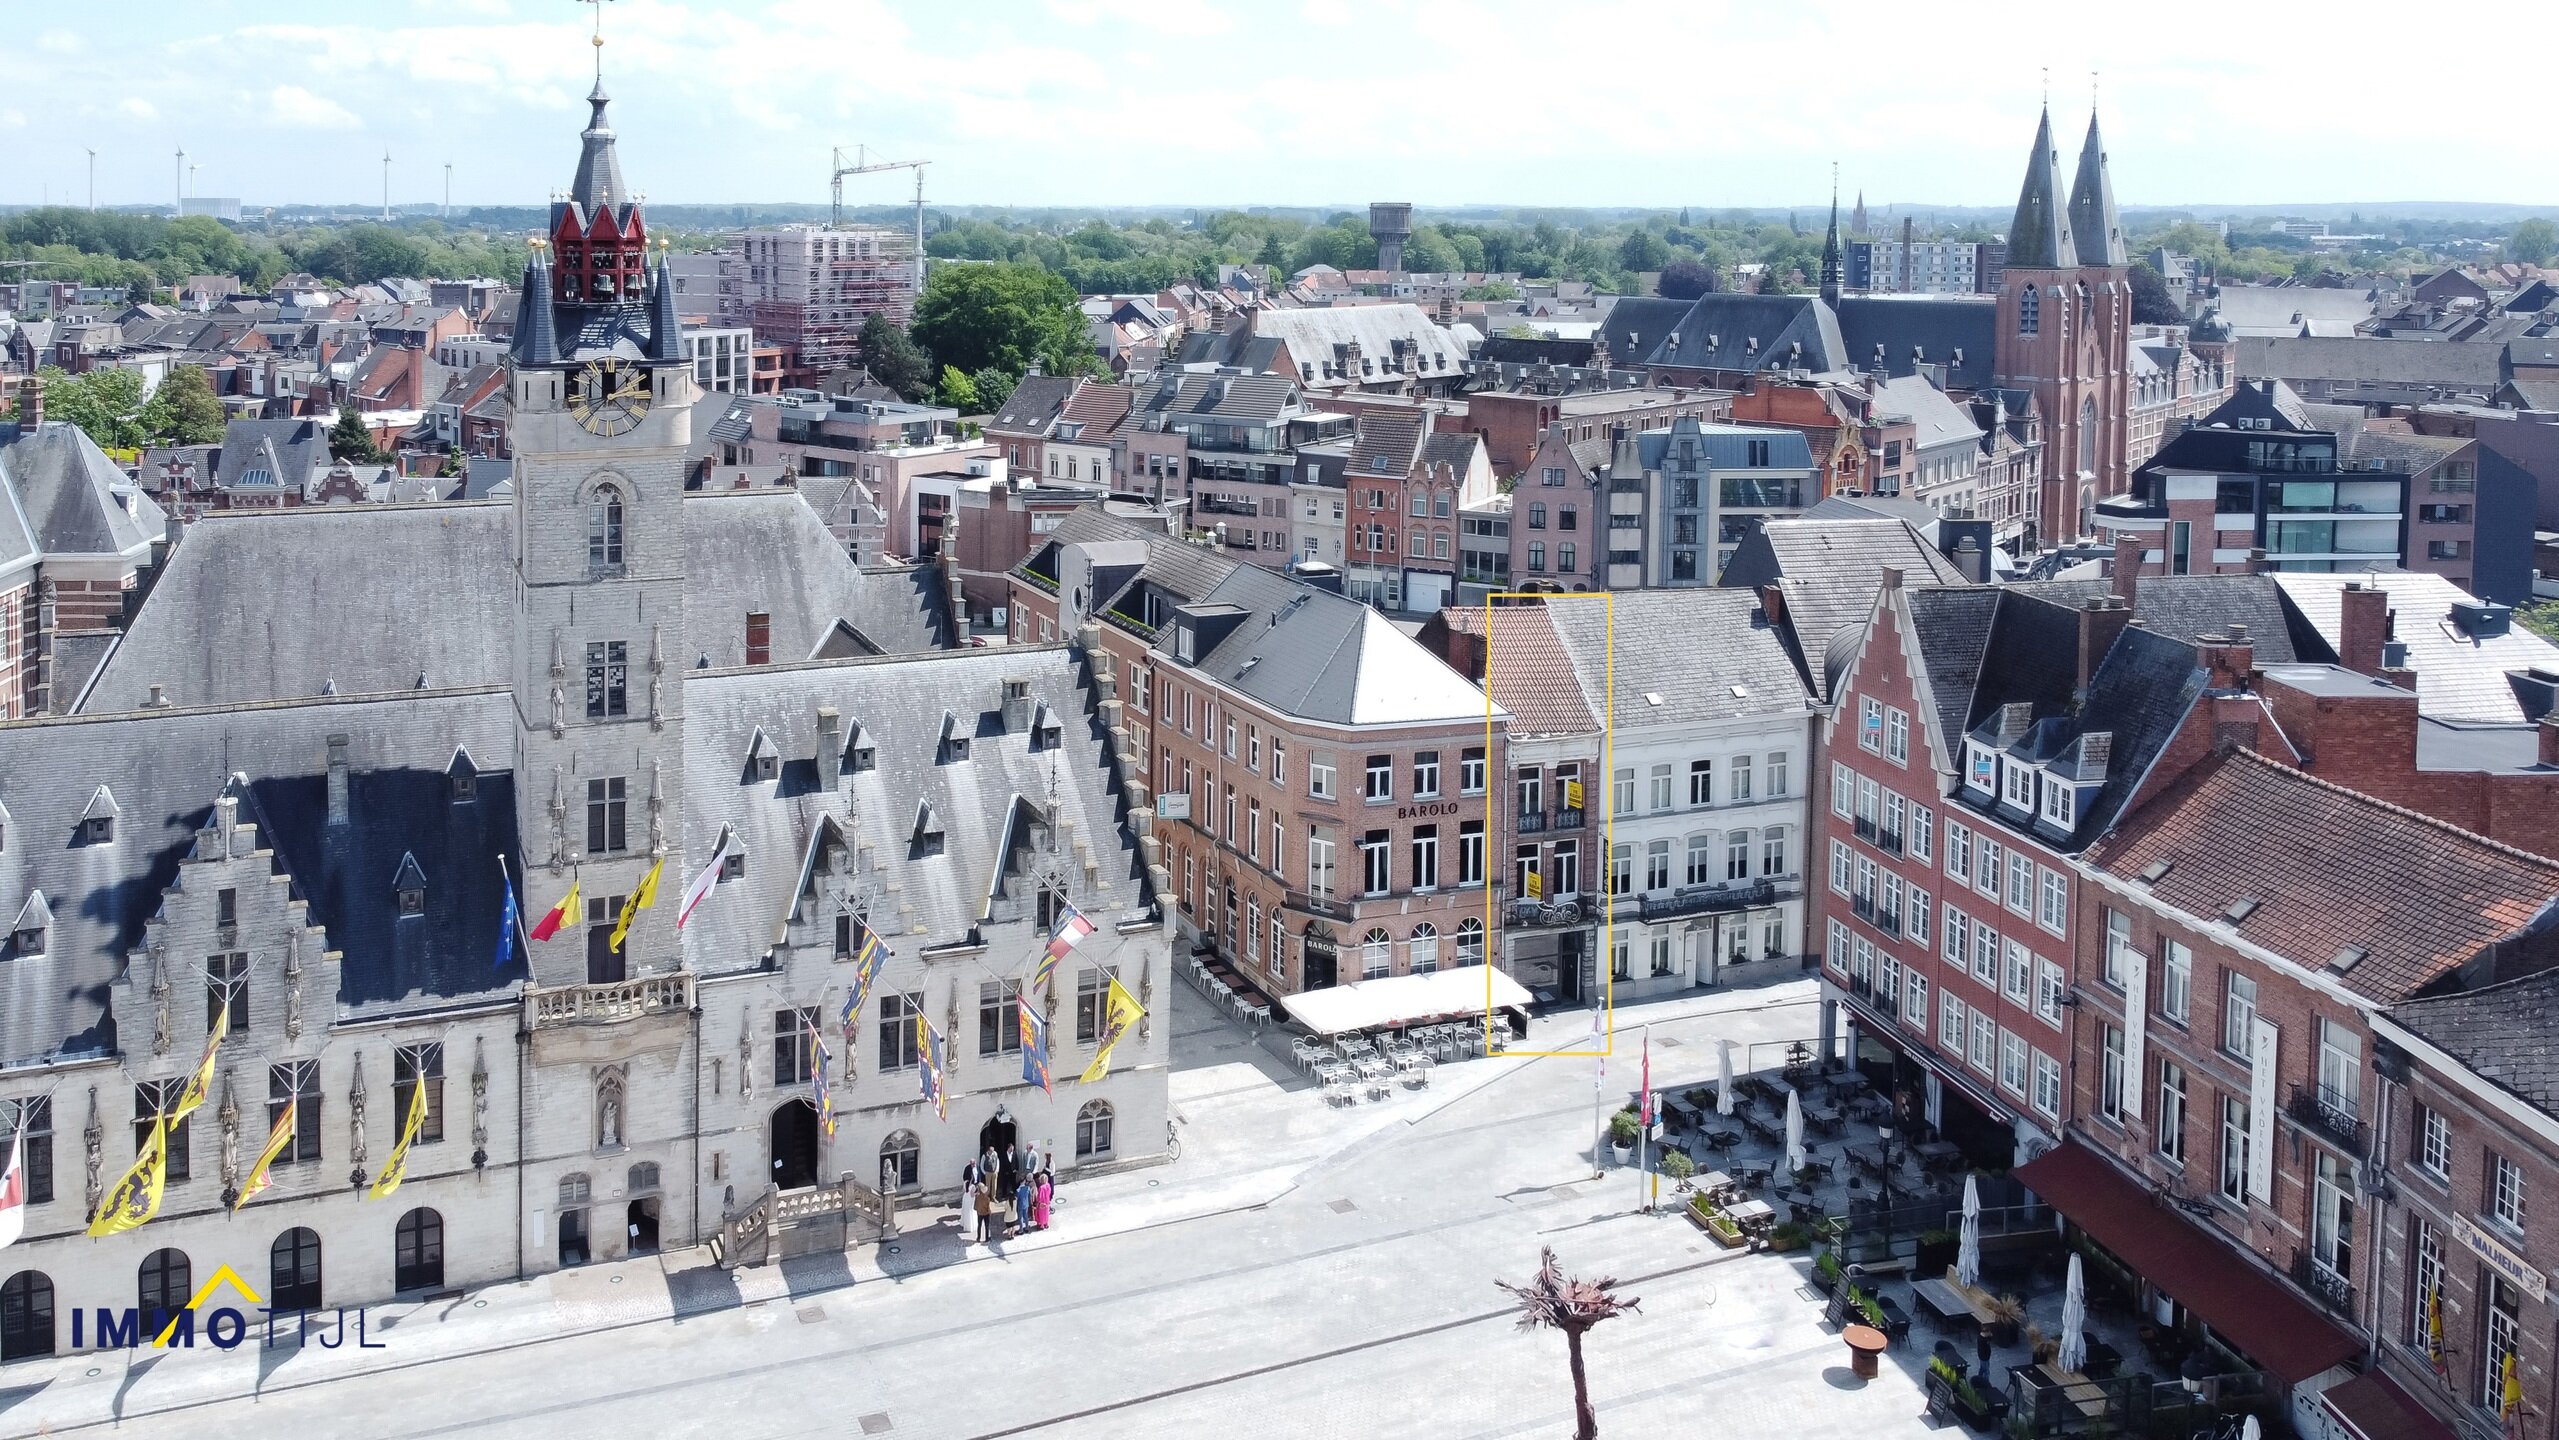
137 365 226 445
328 406 383 463
969 366 1016 417
2506 218 2556 267
856 312 935 401
933 364 982 413
36 365 147 450
1617 230 1669 273
2126 262 2184 325
909 261 1092 382
1656 258 1719 299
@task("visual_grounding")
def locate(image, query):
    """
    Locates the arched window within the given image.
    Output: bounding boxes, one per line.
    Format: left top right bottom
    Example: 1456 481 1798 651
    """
879 1129 921 1192
558 1173 592 1207
0 1271 55 1361
1075 1100 1115 1160
587 487 625 573
2018 286 2039 337
626 1162 661 1194
138 1248 190 1323
2078 398 2098 476
1360 927 1393 980
393 1208 444 1293
1409 922 1440 973
270 1227 323 1311
1456 917 1486 966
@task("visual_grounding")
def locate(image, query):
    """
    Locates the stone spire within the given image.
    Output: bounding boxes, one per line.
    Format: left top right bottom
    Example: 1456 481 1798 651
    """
568 80 627 214
2006 106 2078 271
2068 111 2127 267
1819 167 1843 307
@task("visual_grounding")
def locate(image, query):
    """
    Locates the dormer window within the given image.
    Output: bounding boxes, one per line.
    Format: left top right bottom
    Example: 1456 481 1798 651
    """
1963 745 1997 795
80 816 113 845
939 711 970 763
393 853 428 917
747 730 780 783
722 849 747 880
10 890 49 957
912 801 945 857
849 743 875 774
2041 780 2075 829
2002 760 2037 812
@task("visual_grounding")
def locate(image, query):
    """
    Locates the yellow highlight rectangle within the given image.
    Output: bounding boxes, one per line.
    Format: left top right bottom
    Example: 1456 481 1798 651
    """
1484 591 1616 1058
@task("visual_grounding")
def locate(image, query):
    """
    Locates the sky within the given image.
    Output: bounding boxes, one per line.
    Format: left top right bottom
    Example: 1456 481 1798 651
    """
1 1 2547 215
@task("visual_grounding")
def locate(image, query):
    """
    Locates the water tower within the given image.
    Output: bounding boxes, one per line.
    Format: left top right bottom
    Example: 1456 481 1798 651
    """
1369 202 1413 273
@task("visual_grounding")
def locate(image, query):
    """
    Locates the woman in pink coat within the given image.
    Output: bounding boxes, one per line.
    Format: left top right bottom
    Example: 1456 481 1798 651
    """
1032 1166 1054 1230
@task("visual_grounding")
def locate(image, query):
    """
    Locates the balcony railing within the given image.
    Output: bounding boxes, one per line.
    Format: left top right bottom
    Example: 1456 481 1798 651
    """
2289 1247 2356 1318
1510 892 1595 930
1638 878 1779 923
2287 1083 2369 1158
525 971 696 1029
1283 887 1348 919
1554 808 1586 831
1854 816 1878 842
1519 810 1547 834
1877 827 1905 858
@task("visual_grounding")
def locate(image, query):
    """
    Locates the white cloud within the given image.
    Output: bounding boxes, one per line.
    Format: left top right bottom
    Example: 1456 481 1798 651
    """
116 97 156 121
269 85 361 130
36 29 80 54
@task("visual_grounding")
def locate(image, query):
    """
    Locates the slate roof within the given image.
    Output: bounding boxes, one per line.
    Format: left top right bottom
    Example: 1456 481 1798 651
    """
988 374 1078 436
1135 371 1299 425
1834 297 1999 389
217 417 330 490
81 493 949 712
2093 747 2559 1003
2389 966 2559 1116
2067 112 2127 268
2272 570 2559 724
1872 372 1985 452
2007 107 2078 270
0 422 165 560
1546 589 1812 729
0 690 516 1067
1718 516 1971 701
677 645 1153 973
1244 304 1468 384
1904 586 2001 757
2237 336 2509 390
2122 574 2316 666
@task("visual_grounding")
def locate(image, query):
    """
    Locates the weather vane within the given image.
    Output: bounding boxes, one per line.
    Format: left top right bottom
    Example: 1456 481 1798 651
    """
579 0 614 79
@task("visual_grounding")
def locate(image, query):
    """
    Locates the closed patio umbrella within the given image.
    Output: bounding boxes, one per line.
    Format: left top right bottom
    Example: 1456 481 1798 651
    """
1784 1088 1806 1175
1957 1174 1983 1290
1717 1039 1737 1116
2057 1253 2088 1374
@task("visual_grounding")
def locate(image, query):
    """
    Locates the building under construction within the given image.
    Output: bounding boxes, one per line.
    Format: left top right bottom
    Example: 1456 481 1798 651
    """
717 224 918 386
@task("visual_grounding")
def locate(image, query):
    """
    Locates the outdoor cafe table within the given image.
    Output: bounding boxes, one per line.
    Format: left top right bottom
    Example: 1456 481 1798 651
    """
2033 1363 2110 1420
1693 1170 1737 1202
1843 1324 1888 1380
1914 1140 1963 1169
1725 1197 1776 1232
1912 1277 1985 1330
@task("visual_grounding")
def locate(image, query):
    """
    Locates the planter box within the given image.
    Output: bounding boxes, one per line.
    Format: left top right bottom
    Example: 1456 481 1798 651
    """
1690 1202 1747 1247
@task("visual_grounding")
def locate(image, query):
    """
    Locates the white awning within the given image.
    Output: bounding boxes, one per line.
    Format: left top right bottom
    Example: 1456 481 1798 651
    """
1282 964 1534 1037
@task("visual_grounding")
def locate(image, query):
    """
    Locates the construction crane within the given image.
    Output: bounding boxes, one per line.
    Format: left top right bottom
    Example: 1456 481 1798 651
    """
830 145 929 294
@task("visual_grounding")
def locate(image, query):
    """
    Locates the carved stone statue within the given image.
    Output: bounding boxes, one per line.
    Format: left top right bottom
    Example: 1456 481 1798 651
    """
648 676 664 732
283 930 305 1041
83 1087 102 1212
349 1054 369 1167
218 1077 241 1194
548 681 566 738
596 1066 626 1150
1139 968 1154 1040
150 951 171 1056
738 1020 755 1103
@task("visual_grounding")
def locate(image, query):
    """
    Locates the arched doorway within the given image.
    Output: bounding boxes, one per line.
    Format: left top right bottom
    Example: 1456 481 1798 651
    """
769 1100 820 1190
558 1174 593 1267
138 1249 190 1330
269 1228 323 1311
0 1271 54 1361
977 1109 1019 1196
626 1162 661 1255
393 1208 444 1293
1301 921 1338 991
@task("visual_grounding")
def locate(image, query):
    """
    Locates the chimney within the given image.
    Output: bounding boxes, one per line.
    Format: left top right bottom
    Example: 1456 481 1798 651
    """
326 733 351 825
2338 581 2391 676
1996 701 2033 744
30 579 56 714
1880 564 1905 591
2196 628 2256 692
1000 677 1033 733
2076 595 2134 695
815 706 842 790
2541 715 2559 769
1759 582 1787 627
2110 530 2142 604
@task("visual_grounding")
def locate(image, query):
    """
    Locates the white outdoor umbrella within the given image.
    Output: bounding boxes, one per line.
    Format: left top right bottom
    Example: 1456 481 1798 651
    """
2241 1418 2261 1440
1957 1174 1984 1290
1717 1039 1737 1116
2057 1253 2088 1374
1784 1088 1806 1174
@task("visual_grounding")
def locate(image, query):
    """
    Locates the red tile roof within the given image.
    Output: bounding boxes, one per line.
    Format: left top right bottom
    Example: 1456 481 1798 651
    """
1479 606 1597 738
2090 748 2559 1002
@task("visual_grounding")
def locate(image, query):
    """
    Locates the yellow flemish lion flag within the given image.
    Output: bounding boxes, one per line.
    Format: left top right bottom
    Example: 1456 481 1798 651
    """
89 1116 170 1237
368 1078 429 1201
607 856 666 954
1077 976 1146 1083
171 1011 227 1123
235 1104 295 1210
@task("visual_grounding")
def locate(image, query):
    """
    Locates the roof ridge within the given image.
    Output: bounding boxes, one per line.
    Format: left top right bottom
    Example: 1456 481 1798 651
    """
2218 744 2559 875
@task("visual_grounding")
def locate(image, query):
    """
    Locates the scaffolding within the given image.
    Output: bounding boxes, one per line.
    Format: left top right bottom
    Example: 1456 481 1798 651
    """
720 224 918 382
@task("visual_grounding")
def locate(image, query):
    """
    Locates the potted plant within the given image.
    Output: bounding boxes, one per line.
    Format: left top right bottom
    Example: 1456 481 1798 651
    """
1608 1107 1640 1163
1987 1292 2026 1347
1690 1195 1746 1247
1812 1247 1844 1294
1850 1287 1889 1334
1928 1357 1998 1432
1766 1220 1810 1254
1660 1150 1695 1187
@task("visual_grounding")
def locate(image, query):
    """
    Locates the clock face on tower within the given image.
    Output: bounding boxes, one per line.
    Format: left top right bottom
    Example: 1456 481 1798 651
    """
569 358 652 437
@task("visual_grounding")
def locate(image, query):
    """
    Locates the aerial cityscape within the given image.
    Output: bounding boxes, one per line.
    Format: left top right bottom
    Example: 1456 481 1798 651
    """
5 5 2559 1439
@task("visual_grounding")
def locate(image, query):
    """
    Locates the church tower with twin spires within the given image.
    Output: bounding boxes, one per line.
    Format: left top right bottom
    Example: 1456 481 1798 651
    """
1995 107 2130 545
506 69 700 988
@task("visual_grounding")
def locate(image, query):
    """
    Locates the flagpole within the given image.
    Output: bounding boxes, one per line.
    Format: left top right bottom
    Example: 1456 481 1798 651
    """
1636 1024 1649 1213
496 852 534 955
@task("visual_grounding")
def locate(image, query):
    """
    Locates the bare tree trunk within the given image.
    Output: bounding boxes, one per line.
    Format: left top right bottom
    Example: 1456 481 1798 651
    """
1567 1325 1597 1440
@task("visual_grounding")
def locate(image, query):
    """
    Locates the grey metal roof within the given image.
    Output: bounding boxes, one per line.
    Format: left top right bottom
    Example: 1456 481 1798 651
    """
2067 112 2128 268
1834 297 1999 389
568 82 629 212
1545 589 1812 728
2006 106 2078 270
1871 373 1984 452
216 417 330 490
2274 570 2559 724
0 690 516 1067
2237 335 2509 389
0 422 164 560
989 375 1077 436
83 493 949 712
677 645 1152 971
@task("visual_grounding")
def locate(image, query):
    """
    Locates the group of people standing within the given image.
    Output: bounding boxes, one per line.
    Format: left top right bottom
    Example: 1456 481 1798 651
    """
961 1142 1054 1243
